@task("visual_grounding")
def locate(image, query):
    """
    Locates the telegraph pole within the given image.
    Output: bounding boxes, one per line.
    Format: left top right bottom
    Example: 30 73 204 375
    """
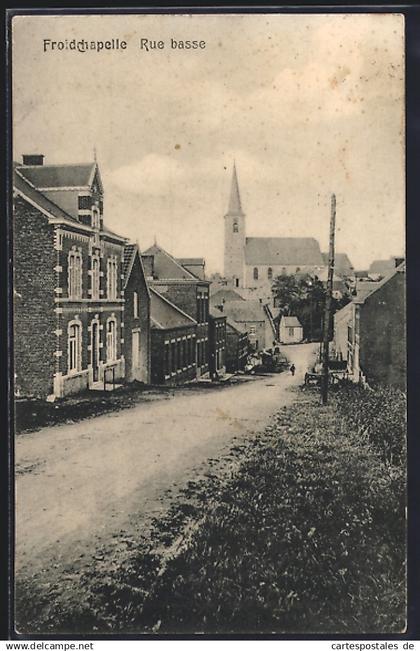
321 193 336 405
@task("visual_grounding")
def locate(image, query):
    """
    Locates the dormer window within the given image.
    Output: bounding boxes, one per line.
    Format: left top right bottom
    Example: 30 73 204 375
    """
233 221 239 233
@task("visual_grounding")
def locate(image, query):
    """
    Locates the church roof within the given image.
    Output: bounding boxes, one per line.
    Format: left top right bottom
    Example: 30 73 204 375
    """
226 162 244 215
245 237 324 266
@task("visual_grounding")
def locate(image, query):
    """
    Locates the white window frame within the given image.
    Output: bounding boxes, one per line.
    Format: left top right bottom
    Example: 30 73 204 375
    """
68 250 83 300
68 319 82 374
107 256 118 300
106 317 117 362
91 255 100 300
92 206 100 229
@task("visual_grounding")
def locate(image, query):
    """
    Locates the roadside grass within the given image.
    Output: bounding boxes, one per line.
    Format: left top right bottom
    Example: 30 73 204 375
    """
16 385 406 635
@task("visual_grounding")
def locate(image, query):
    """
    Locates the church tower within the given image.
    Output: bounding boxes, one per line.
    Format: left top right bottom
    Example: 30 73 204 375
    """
224 163 246 288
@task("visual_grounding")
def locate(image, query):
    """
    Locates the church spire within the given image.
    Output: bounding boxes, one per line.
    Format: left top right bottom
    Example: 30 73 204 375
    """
227 161 244 215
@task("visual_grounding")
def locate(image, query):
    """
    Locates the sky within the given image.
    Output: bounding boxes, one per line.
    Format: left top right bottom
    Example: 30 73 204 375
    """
12 12 405 273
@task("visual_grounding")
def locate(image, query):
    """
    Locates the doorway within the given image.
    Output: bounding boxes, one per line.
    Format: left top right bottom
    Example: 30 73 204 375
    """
91 321 100 382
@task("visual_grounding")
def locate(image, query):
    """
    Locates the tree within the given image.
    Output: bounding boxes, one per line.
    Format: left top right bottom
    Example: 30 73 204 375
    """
272 273 350 341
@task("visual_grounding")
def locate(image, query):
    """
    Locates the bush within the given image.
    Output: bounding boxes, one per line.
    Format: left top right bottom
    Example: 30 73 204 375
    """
333 383 406 466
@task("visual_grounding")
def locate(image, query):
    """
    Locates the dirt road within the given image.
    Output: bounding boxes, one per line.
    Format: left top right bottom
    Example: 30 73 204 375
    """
16 343 316 582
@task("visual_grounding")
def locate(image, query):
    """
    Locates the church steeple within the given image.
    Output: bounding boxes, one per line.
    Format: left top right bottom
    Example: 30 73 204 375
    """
224 162 246 287
227 161 244 215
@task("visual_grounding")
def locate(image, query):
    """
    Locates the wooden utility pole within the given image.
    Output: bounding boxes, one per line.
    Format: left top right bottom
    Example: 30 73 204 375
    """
321 193 336 405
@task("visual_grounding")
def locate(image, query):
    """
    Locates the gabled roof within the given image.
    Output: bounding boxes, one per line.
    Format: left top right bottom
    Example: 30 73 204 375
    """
211 304 247 333
245 237 324 266
210 288 245 304
322 252 354 276
123 244 137 280
143 243 199 281
177 257 205 266
280 316 302 328
15 162 97 189
369 259 396 275
123 243 151 296
150 287 197 330
353 262 405 305
14 166 81 226
221 299 266 323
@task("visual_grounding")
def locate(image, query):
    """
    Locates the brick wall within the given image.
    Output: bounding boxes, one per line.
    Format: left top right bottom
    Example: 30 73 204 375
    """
13 196 56 398
151 325 197 385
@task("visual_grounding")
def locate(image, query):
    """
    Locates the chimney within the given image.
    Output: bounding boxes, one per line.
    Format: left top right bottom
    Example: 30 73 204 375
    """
22 154 44 166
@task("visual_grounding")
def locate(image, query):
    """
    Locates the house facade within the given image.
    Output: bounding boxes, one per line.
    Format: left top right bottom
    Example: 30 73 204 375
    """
14 156 126 399
143 244 211 378
209 310 227 377
225 318 248 373
150 288 197 385
333 262 406 389
279 316 304 344
123 244 151 384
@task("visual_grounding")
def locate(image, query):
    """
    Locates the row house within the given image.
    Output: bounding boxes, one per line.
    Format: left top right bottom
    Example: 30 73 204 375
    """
13 155 147 399
333 261 406 389
208 309 227 378
210 290 275 352
150 288 197 385
142 243 211 379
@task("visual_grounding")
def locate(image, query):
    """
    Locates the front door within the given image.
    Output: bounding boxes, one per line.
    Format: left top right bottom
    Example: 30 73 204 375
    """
92 322 99 382
132 330 140 379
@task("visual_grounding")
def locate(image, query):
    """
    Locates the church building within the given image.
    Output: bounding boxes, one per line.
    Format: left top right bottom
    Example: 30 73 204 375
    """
224 164 326 292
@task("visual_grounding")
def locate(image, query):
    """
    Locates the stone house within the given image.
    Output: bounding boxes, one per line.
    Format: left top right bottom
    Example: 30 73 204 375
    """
123 243 151 384
13 155 126 399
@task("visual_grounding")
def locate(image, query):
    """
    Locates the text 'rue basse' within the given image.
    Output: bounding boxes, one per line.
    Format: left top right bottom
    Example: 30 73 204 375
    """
139 38 206 51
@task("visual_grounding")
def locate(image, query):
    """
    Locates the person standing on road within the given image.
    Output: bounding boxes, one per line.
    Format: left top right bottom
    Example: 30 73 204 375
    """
290 363 296 376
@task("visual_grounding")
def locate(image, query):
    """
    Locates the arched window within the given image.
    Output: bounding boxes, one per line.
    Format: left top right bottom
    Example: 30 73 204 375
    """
233 221 239 233
106 317 117 362
68 321 82 373
107 256 118 299
267 267 273 280
68 251 83 299
91 255 100 300
253 267 259 280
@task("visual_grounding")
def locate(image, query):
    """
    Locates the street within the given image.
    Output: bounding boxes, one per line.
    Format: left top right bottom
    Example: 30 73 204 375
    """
15 343 317 584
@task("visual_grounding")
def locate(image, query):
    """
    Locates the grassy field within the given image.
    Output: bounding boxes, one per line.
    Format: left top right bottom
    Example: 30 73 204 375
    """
16 384 406 635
